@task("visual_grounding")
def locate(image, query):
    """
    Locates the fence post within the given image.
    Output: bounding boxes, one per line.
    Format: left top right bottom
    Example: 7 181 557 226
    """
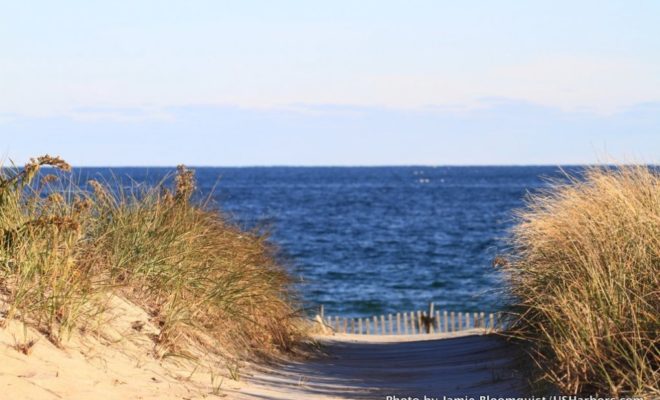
373 316 378 335
435 310 441 333
420 311 426 334
426 303 435 334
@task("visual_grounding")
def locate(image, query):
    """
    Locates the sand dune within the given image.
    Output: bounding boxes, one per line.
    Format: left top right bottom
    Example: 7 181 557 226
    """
233 330 529 399
0 296 245 399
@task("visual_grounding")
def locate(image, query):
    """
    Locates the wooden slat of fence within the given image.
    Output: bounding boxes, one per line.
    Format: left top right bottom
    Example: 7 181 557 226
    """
427 312 434 334
412 311 417 334
410 312 416 334
406 312 411 334
450 312 455 332
402 313 408 334
443 311 447 333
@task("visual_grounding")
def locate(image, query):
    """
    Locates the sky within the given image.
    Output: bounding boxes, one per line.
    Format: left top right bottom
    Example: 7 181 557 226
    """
1 1 659 166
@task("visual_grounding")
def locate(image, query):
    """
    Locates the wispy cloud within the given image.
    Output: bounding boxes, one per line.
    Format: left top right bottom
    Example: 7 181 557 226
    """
1 100 658 166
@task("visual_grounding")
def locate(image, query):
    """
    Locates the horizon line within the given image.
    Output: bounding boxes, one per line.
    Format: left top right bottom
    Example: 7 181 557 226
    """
38 163 656 169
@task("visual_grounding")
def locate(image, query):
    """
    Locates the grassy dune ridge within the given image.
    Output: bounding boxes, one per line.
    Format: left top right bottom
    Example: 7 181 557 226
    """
0 155 302 360
502 166 659 396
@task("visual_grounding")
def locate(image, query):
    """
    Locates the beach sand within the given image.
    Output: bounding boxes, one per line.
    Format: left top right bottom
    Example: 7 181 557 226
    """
0 296 244 399
232 330 529 399
1 299 528 399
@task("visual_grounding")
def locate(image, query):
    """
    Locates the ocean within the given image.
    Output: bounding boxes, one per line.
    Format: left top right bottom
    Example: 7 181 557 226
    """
72 166 575 317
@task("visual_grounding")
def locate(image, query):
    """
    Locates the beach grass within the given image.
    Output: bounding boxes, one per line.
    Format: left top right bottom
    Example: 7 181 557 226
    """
0 155 301 359
501 165 659 396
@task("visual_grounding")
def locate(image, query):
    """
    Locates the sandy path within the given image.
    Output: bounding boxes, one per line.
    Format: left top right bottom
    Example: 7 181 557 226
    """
232 330 529 399
0 308 528 399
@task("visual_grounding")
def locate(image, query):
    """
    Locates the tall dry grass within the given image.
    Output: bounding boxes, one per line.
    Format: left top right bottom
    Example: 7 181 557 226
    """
501 165 659 396
0 156 301 359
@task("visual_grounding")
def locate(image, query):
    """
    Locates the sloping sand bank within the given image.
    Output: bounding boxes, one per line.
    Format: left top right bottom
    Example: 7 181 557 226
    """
233 330 529 399
0 296 246 399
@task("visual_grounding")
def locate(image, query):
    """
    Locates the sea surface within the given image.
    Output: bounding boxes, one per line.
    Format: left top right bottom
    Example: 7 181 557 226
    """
71 166 575 317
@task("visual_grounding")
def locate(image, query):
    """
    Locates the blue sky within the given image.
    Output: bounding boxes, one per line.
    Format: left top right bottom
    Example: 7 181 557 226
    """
1 1 658 165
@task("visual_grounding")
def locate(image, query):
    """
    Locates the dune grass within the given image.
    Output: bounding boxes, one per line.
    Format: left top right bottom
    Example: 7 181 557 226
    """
501 166 659 396
0 155 301 359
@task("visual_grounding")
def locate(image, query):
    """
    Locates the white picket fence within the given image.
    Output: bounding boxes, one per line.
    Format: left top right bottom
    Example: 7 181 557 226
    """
318 303 505 335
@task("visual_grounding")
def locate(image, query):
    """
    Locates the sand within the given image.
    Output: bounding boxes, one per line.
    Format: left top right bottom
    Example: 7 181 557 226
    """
232 330 529 399
0 296 244 399
0 299 528 399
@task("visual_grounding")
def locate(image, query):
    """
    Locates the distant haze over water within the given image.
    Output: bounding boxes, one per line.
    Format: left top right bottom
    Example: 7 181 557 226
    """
72 166 578 317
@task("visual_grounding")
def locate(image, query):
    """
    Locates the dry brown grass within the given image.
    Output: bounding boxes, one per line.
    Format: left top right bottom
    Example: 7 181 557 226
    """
502 165 659 396
0 155 303 361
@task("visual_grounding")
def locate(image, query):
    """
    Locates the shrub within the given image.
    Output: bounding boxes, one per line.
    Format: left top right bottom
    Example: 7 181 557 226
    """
0 156 301 358
502 166 659 396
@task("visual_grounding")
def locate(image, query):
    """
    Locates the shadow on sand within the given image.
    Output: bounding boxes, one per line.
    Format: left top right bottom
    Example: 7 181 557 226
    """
232 333 529 399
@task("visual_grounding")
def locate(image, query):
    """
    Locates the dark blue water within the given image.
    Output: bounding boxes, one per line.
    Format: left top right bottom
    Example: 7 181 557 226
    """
70 166 572 317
